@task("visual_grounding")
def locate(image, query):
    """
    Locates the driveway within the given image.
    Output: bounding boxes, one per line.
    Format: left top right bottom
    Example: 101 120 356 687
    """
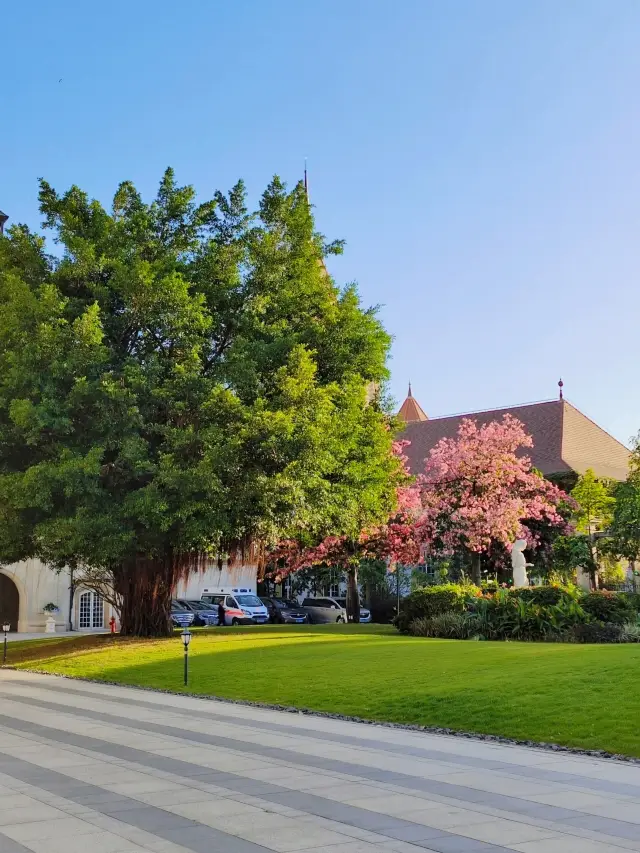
0 671 638 853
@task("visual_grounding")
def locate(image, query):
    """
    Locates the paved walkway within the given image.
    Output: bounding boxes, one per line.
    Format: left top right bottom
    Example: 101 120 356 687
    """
0 673 639 853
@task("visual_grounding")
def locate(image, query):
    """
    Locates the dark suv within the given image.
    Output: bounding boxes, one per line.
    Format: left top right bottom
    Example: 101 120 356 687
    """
261 597 309 624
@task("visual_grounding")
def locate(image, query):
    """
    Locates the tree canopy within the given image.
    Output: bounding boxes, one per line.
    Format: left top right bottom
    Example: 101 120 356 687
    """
417 415 572 582
0 169 403 634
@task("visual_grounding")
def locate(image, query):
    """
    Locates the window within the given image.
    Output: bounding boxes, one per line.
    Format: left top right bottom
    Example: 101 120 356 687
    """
235 595 262 607
226 597 238 608
78 591 104 629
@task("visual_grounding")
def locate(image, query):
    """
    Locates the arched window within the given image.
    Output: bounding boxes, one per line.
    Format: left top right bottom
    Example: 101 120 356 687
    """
78 591 104 629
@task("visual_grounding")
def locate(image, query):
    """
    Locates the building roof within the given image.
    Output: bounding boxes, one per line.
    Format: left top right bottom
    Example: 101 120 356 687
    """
400 398 630 481
397 384 428 423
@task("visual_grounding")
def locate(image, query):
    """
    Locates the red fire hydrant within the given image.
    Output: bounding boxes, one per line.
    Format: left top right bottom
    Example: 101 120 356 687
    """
109 616 117 634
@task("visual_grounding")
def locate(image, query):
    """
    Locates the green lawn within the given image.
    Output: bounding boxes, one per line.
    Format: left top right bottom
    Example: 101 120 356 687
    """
8 624 640 757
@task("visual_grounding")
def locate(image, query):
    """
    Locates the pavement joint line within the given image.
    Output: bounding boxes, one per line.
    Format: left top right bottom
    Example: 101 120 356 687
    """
12 676 640 801
0 749 284 853
0 696 639 850
0 724 527 853
3 690 640 845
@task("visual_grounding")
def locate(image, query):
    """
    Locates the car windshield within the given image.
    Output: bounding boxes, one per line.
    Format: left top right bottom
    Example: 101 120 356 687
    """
278 599 301 609
187 601 210 611
235 595 263 607
335 598 365 608
171 601 188 611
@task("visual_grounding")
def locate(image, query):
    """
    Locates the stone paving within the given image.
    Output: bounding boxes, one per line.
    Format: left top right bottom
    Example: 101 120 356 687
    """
0 672 640 852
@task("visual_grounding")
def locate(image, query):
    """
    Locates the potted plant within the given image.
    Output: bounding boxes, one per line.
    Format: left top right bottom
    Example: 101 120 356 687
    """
42 603 59 633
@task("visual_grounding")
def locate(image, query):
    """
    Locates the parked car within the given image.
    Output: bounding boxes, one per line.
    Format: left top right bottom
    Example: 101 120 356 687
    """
170 600 195 628
178 599 219 627
201 593 269 625
261 596 310 624
300 597 371 624
334 597 372 623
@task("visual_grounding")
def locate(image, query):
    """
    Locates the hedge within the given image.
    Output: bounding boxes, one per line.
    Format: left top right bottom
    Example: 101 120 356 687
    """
395 584 475 633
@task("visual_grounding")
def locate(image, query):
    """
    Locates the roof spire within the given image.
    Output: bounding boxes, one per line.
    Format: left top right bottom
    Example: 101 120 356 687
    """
397 385 428 423
558 378 564 400
304 158 309 203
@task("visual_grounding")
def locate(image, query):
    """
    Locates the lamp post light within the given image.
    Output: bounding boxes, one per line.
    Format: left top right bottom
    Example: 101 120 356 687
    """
181 628 192 686
2 623 10 664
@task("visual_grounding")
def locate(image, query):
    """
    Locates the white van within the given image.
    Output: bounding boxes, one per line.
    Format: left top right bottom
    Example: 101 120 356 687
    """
201 587 269 625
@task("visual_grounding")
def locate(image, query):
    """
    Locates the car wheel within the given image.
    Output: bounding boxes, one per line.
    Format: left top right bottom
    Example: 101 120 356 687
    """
336 615 345 624
231 618 240 626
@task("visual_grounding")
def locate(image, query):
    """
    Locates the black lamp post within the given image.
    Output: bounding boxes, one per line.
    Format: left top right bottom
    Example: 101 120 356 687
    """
2 622 10 664
181 628 192 686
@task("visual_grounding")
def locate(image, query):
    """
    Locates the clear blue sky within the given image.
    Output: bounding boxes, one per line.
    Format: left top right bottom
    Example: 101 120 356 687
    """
2 1 640 445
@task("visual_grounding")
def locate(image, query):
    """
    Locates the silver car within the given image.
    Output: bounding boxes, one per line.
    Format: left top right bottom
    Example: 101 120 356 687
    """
300 597 371 624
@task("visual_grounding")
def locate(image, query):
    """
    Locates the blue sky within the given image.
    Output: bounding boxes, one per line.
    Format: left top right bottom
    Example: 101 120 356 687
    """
2 0 640 445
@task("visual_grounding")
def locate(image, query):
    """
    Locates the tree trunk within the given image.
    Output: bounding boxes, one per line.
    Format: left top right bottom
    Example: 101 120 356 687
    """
346 566 361 623
113 557 175 637
471 552 482 586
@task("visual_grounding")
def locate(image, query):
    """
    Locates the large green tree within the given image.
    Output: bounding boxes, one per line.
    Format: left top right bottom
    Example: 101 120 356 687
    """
0 170 402 635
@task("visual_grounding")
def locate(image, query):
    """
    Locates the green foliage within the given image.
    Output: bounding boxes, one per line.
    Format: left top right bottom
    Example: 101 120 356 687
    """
621 623 640 643
509 585 578 606
0 171 402 633
571 469 615 535
395 584 474 633
469 592 588 642
408 612 480 639
580 591 637 625
571 623 623 644
551 535 595 578
606 479 640 563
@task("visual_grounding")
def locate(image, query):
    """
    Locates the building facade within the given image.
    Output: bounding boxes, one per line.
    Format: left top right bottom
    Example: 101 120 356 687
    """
0 559 258 634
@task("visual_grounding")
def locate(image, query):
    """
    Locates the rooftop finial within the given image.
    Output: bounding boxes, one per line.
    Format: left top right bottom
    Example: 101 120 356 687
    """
558 378 564 400
408 381 413 398
304 158 308 203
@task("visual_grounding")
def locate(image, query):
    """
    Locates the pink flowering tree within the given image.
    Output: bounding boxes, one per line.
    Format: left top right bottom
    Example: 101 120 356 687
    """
418 415 572 584
268 441 422 622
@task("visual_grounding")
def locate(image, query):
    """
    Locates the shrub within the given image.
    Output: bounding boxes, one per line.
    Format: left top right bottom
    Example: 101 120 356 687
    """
620 592 640 616
395 584 475 633
469 591 587 642
621 623 640 643
409 612 480 639
368 594 397 624
511 585 577 606
571 622 623 644
580 591 636 625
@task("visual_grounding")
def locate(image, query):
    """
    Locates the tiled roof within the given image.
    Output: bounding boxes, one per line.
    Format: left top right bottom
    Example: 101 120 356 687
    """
401 399 630 481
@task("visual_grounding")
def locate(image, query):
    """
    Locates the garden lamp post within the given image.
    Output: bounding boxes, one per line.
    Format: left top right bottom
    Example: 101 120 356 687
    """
181 628 192 686
2 622 10 664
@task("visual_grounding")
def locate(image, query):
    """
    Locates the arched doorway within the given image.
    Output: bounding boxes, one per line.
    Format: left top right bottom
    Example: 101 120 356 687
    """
0 574 19 632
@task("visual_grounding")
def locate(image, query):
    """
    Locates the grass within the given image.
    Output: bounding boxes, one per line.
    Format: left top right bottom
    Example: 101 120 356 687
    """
6 623 640 757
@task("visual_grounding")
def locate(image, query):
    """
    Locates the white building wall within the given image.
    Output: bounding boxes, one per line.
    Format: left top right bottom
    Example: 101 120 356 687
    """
174 562 258 599
0 559 72 632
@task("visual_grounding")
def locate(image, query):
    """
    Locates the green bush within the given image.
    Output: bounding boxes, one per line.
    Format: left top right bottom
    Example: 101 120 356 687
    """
621 623 640 643
408 612 480 639
580 591 637 625
395 584 474 633
571 622 623 644
469 591 587 642
511 585 577 606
